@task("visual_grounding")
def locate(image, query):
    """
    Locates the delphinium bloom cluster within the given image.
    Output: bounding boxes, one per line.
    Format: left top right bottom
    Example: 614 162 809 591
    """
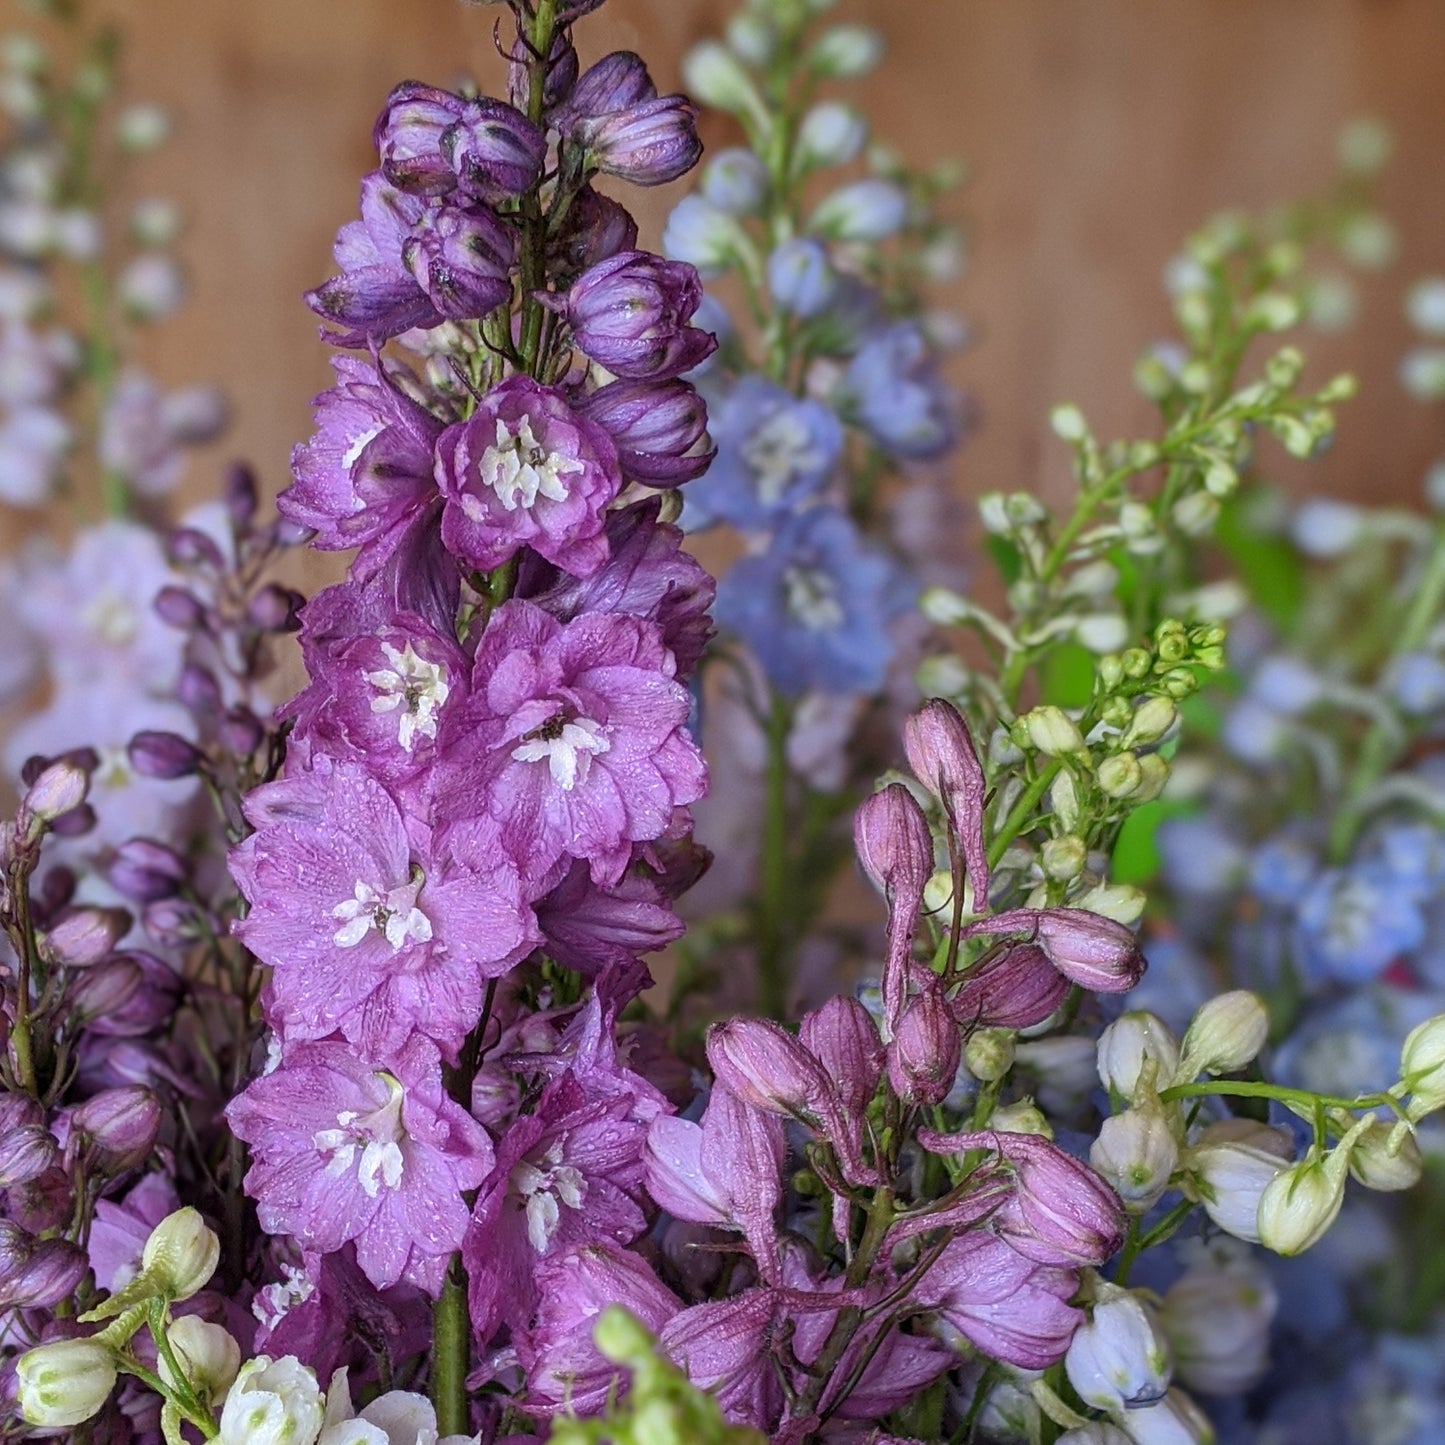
662 0 967 1017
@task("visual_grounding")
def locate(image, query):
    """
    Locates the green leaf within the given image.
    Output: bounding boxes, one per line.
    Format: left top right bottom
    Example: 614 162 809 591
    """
985 534 1022 584
1041 642 1096 708
1111 798 1199 884
1215 495 1305 629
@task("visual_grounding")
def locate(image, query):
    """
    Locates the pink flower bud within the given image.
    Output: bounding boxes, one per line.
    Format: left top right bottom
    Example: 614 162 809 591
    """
70 1085 161 1171
21 760 89 824
225 463 258 527
888 982 961 1107
951 944 1069 1030
106 839 188 903
798 996 884 1116
706 1018 833 1122
0 1124 58 1189
0 1237 87 1311
220 707 265 757
153 585 208 630
77 953 180 1037
904 698 989 905
967 908 1146 994
38 907 131 969
128 731 203 780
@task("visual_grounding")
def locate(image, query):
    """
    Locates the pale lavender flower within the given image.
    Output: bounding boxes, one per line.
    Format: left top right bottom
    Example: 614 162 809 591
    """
0 404 69 506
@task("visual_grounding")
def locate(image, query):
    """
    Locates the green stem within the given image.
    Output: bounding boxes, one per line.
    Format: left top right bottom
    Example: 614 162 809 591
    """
431 1264 469 1436
1160 1078 1401 1118
9 865 42 1099
517 0 558 375
986 759 1061 871
756 691 792 1017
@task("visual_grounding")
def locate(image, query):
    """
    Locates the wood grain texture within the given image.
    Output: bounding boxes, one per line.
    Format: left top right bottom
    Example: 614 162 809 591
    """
53 0 1445 558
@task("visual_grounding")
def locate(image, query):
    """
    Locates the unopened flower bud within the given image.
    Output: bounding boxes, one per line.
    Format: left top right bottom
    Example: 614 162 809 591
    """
706 1018 832 1122
1090 1096 1180 1213
22 759 89 824
1116 1387 1215 1444
71 1085 161 1171
951 944 1068 1031
766 237 836 318
39 907 131 968
1065 1283 1172 1413
963 1026 1014 1083
16 1338 116 1427
1041 835 1087 881
1097 1011 1181 1101
889 985 961 1105
217 1355 324 1445
1034 909 1146 991
1098 752 1144 799
0 1122 57 1189
682 39 760 116
117 103 169 151
662 196 746 277
220 707 266 757
248 584 302 632
1122 695 1178 749
1132 754 1171 802
154 584 208 630
807 24 883 77
1256 1143 1354 1256
161 1316 240 1399
1022 705 1086 756
1186 1121 1292 1243
107 838 188 903
1050 403 1089 442
1161 1248 1277 1396
128 730 204 780
795 100 867 172
809 178 909 243
118 253 185 321
142 1207 220 1301
799 995 883 1116
854 782 934 896
1177 991 1269 1079
989 1099 1052 1137
1400 1013 1445 1119
0 1235 87 1311
1073 882 1147 926
1348 1118 1423 1191
130 196 181 247
701 147 767 214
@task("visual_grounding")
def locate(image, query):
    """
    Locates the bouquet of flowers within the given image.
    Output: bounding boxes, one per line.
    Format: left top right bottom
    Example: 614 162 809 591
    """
3 2 1444 1444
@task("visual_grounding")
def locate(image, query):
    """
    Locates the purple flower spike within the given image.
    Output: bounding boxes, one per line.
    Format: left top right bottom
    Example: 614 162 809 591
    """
436 375 623 577
904 698 989 909
949 943 1070 1031
575 377 713 485
565 251 716 381
854 783 934 1034
919 1128 1126 1268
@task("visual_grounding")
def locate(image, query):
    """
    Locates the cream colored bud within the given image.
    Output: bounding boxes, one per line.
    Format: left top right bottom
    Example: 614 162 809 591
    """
1076 613 1129 654
17 1339 116 1427
1177 992 1270 1080
1122 696 1179 749
1256 1145 1353 1256
990 1098 1053 1138
1400 1013 1445 1119
965 1028 1016 1082
1091 1099 1180 1213
1186 1121 1292 1243
1042 835 1088 881
1098 1011 1181 1101
142 1207 220 1301
1050 769 1082 832
1023 706 1087 757
1347 1118 1423 1192
1074 882 1147 927
1050 403 1089 442
1098 752 1144 799
161 1316 241 1400
1132 754 1171 802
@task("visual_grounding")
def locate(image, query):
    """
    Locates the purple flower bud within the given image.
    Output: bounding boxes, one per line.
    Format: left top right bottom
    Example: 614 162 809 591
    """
0 1125 57 1189
854 783 934 1032
401 203 516 321
1034 910 1146 993
220 707 266 757
128 731 204 780
177 664 223 715
0 1237 87 1311
67 957 143 1023
920 1128 1126 1268
247 584 302 632
106 839 189 903
38 908 131 968
70 1085 161 1172
441 99 547 204
225 463 258 527
706 1017 834 1122
575 378 713 485
154 585 208 630
48 803 96 838
580 94 703 187
567 51 656 119
950 944 1069 1030
374 82 467 195
564 251 716 381
548 187 639 283
165 528 226 570
21 748 98 789
509 31 579 115
21 760 90 824
904 698 989 908
141 898 206 948
888 982 961 1107
798 996 884 1117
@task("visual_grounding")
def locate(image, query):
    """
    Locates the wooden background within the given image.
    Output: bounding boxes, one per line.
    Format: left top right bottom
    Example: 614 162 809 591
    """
27 0 1445 550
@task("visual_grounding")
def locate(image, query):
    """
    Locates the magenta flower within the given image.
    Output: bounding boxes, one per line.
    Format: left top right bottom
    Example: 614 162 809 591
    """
533 856 685 978
920 1230 1083 1370
433 600 706 887
232 759 539 1059
435 376 623 577
660 1290 785 1430
283 355 444 578
964 907 1146 994
563 251 716 381
227 1036 492 1293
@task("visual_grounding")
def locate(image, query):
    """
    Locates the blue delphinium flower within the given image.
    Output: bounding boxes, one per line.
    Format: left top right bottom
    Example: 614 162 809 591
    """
683 375 844 531
1293 863 1427 983
1157 813 1247 896
1248 832 1320 907
715 505 912 694
1272 987 1441 1097
837 320 957 459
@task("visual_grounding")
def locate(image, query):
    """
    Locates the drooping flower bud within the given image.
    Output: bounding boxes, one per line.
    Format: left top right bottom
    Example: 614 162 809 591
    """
1064 1282 1173 1413
21 758 89 825
798 995 884 1116
1255 1141 1356 1256
106 841 187 909
903 697 989 907
573 64 702 190
1348 1117 1423 1191
217 1355 324 1445
71 1085 162 1171
1185 1120 1292 1243
38 907 131 968
16 1338 116 1428
1177 991 1269 1080
1097 1011 1181 1101
950 944 1068 1031
888 982 961 1107
160 1316 241 1399
1089 1096 1180 1214
1034 909 1147 993
575 378 712 485
142 1207 220 1300
128 729 204 779
1399 1012 1445 1119
706 1018 833 1122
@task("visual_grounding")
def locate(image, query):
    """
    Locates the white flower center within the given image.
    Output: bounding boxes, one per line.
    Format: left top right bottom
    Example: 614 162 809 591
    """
331 875 433 951
511 1139 587 1253
312 1074 406 1199
362 640 450 753
743 408 821 506
252 1262 315 1328
511 714 610 791
470 412 582 515
82 590 139 647
782 565 845 630
342 423 383 471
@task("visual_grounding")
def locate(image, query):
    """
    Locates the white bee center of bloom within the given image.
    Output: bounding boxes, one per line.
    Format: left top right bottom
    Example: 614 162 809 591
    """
312 1074 406 1199
743 408 820 506
511 1139 587 1252
471 412 582 515
331 875 433 951
782 564 845 630
342 423 384 471
83 590 139 647
363 640 450 753
511 714 610 791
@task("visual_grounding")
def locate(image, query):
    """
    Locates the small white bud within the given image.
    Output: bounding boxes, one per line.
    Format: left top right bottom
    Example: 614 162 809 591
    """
1347 1118 1423 1192
683 41 762 117
1050 403 1089 443
1116 1386 1217 1444
1022 705 1086 757
964 1028 1015 1083
1097 752 1144 799
1400 1013 1445 1119
130 197 182 247
1122 696 1178 749
1075 613 1129 653
989 1098 1053 1138
117 103 171 152
1255 1145 1353 1256
119 254 186 322
142 1207 220 1301
1091 1098 1180 1213
1065 1283 1173 1413
724 13 774 65
1171 490 1220 537
17 1339 116 1427
161 1316 241 1400
1041 835 1087 881
1097 1012 1180 1101
977 491 1011 534
1074 882 1146 927
1186 1121 1292 1243
1177 991 1270 1080
1407 277 1445 338
1050 769 1081 833
1162 1246 1277 1396
916 652 971 700
795 100 867 171
218 1356 324 1445
807 24 884 78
